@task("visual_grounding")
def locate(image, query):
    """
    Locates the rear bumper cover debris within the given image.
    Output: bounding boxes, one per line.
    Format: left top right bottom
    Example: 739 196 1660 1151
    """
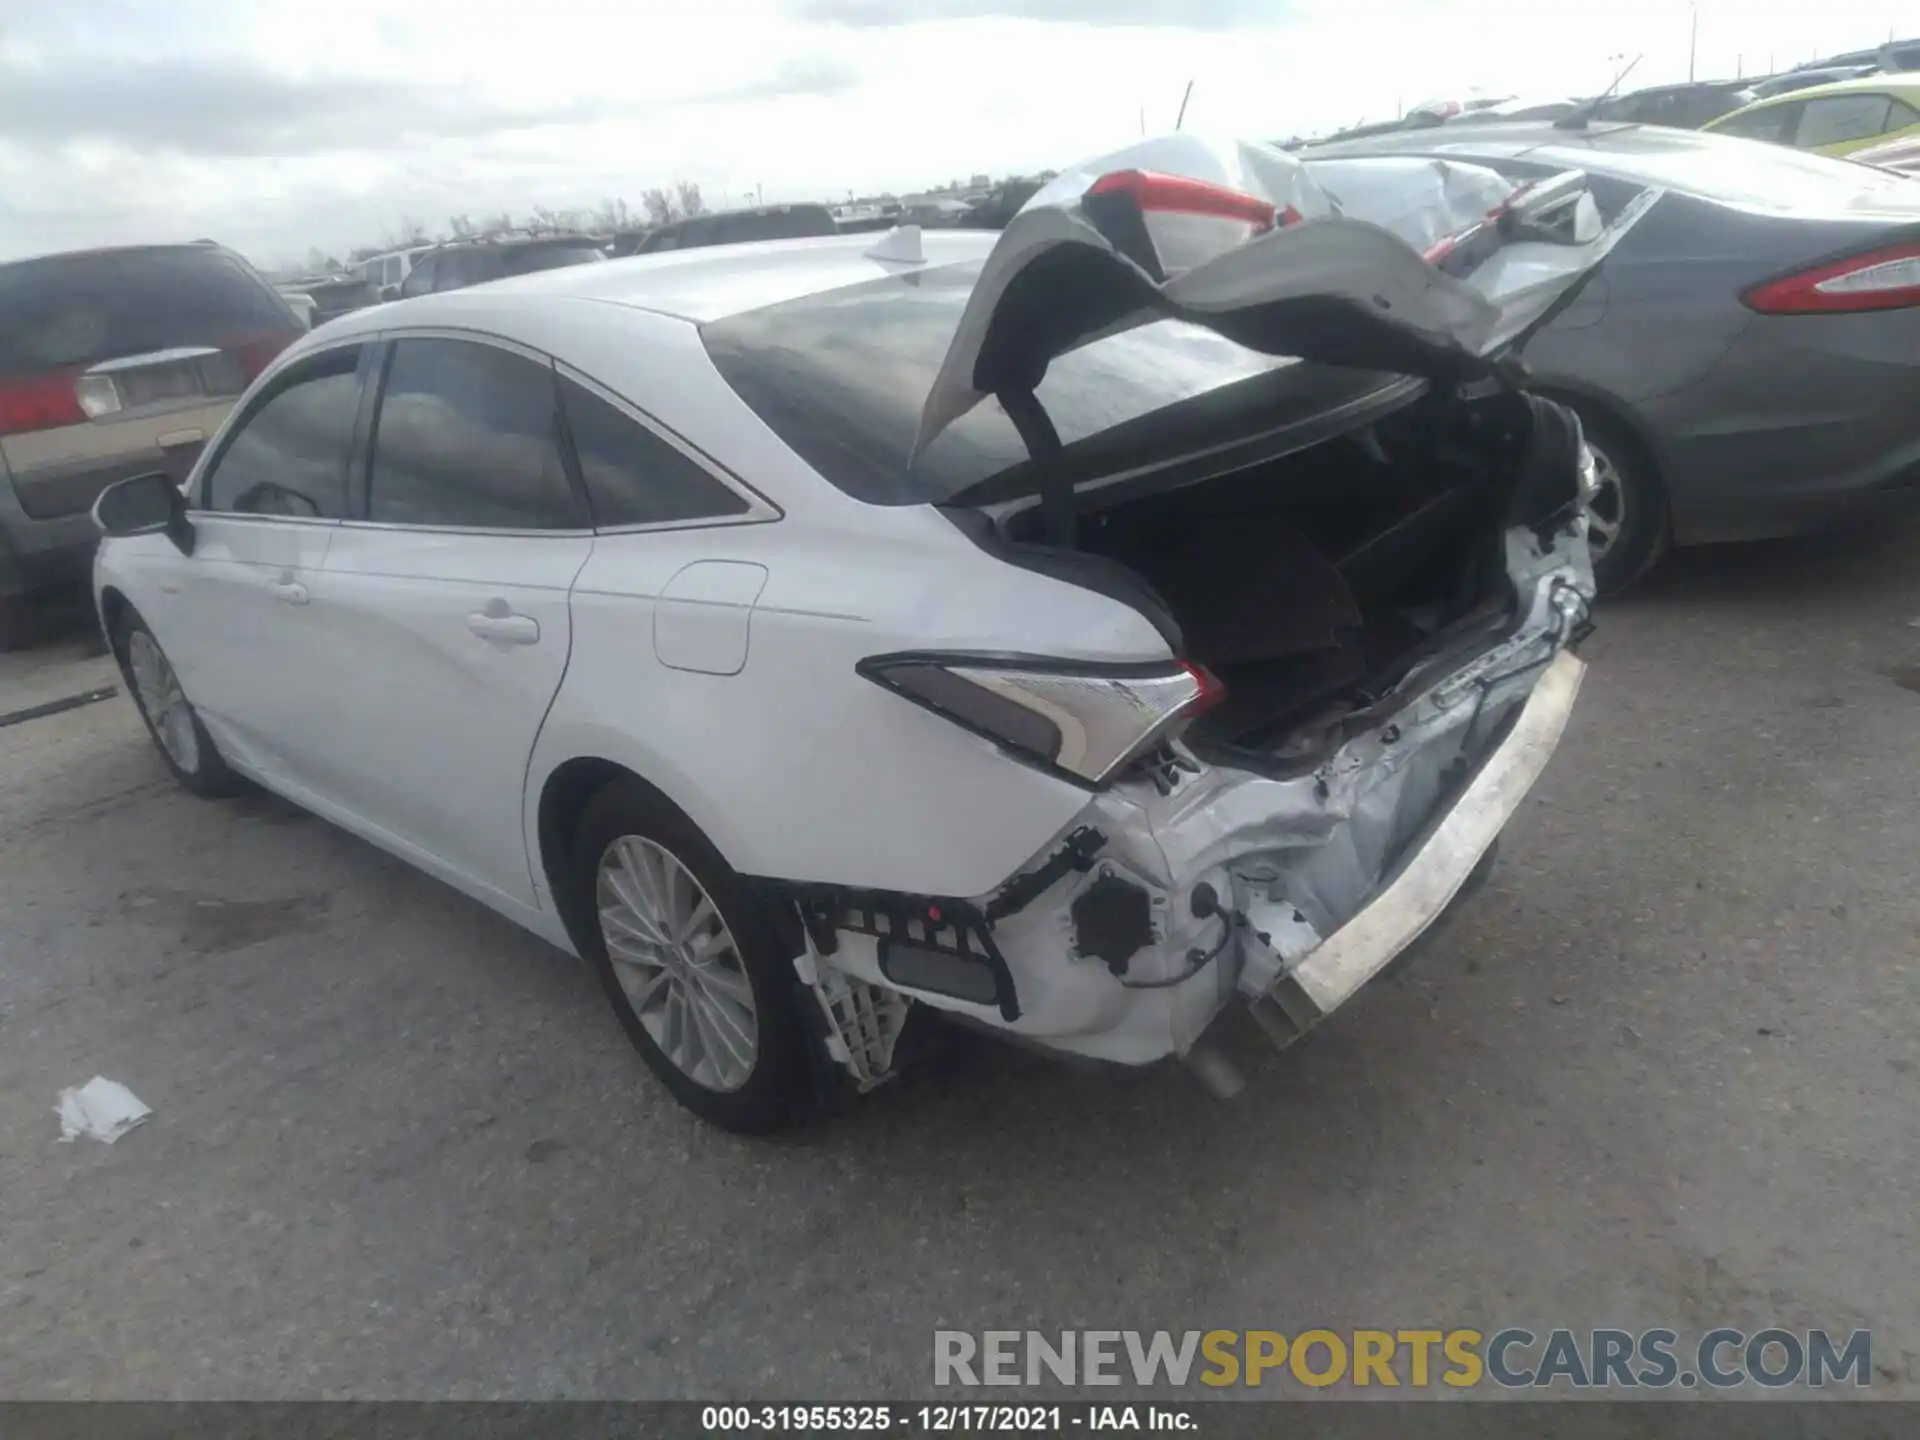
1248 647 1585 1048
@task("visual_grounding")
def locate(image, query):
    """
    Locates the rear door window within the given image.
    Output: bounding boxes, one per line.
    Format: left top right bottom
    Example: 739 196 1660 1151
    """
1796 95 1895 147
557 374 749 527
368 337 580 529
1716 103 1801 143
200 346 363 517
0 247 293 377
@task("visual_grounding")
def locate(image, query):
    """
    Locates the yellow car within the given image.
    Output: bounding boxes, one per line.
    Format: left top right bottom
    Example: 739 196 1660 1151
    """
1704 72 1920 156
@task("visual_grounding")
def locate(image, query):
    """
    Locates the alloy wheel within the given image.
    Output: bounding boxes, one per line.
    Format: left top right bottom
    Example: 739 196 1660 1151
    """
595 835 759 1092
1585 442 1628 566
126 630 201 773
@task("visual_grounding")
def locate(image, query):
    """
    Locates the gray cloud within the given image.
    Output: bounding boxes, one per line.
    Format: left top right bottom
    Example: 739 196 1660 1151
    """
0 51 858 159
788 0 1295 28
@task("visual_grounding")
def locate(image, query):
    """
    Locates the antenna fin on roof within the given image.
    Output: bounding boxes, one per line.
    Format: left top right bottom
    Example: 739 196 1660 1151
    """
864 224 925 265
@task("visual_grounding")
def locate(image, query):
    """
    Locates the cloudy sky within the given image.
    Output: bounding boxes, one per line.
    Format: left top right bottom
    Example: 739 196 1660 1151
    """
1 0 1912 266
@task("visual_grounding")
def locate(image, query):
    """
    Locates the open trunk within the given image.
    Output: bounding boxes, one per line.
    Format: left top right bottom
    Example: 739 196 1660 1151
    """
1000 387 1586 764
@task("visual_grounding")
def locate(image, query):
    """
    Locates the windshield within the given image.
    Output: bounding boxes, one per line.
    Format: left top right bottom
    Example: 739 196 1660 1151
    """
0 247 294 375
701 261 1357 505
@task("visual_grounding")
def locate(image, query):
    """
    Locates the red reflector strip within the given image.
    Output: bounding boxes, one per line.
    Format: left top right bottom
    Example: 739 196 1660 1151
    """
1743 240 1920 315
0 373 85 437
231 332 295 381
1087 169 1278 230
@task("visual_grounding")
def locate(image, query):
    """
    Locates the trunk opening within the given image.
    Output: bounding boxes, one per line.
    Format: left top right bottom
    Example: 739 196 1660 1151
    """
997 389 1582 764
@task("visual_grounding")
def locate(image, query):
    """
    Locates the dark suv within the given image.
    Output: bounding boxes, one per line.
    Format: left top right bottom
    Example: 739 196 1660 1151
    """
0 242 302 648
616 205 839 256
399 235 608 297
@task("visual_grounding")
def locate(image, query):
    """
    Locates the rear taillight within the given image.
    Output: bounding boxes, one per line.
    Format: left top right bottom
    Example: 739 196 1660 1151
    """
1742 240 1920 314
1084 169 1284 279
1087 169 1280 230
0 373 85 437
859 654 1224 786
232 332 294 382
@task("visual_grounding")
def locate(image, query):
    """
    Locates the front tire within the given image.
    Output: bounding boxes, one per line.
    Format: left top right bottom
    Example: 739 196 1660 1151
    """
112 611 240 797
573 779 808 1134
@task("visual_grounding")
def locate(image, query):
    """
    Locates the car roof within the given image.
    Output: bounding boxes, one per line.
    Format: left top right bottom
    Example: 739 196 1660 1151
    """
319 231 999 334
1719 70 1920 111
0 241 249 272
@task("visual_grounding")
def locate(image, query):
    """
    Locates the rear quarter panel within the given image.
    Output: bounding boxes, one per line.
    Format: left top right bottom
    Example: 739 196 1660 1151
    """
530 504 1171 901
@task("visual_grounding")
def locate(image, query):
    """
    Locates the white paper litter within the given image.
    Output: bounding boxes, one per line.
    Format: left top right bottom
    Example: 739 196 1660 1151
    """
57 1077 153 1144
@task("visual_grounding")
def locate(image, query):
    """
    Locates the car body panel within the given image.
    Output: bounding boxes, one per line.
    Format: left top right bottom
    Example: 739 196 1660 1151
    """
1857 133 1920 174
530 503 1168 905
1300 122 1920 547
309 526 595 908
155 512 339 786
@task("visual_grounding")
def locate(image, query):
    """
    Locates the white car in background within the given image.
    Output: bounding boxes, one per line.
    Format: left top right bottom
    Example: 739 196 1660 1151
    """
91 137 1628 1133
357 245 432 301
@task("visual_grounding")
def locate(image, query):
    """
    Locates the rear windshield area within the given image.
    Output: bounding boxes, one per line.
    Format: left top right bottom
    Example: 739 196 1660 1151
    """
701 262 1340 505
0 247 294 376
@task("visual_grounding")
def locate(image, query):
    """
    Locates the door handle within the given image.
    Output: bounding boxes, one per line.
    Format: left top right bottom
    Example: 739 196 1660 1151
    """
467 610 540 645
267 578 308 606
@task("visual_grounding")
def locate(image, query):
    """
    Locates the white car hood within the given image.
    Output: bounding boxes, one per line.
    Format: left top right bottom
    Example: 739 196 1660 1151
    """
913 133 1658 460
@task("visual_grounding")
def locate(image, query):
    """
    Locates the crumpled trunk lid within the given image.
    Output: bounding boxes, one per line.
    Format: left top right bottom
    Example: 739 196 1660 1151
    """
912 133 1660 461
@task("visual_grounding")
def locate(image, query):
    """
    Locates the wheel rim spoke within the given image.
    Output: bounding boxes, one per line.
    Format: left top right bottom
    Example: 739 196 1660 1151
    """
594 834 758 1092
127 632 199 772
1585 448 1626 562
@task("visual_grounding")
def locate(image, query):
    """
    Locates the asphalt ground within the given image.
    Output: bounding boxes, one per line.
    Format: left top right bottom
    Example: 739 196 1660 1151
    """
3 521 1918 1399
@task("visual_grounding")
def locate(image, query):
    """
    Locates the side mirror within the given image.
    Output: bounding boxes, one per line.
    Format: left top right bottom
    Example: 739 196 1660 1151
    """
93 471 196 556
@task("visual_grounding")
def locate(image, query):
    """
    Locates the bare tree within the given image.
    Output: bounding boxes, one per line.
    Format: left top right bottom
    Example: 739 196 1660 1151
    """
675 180 706 217
448 214 476 238
641 187 675 226
481 211 514 235
384 215 430 248
592 197 634 232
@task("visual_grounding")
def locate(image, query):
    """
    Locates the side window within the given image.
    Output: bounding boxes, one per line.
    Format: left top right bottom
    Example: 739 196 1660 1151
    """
400 255 437 297
557 374 750 528
200 347 361 518
368 338 579 530
1796 95 1893 147
1888 98 1920 131
1717 103 1799 143
383 256 402 286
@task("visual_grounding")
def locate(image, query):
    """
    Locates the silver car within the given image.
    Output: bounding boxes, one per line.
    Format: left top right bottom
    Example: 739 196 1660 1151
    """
1303 121 1920 589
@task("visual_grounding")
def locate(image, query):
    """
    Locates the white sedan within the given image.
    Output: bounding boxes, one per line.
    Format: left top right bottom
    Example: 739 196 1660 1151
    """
93 138 1617 1132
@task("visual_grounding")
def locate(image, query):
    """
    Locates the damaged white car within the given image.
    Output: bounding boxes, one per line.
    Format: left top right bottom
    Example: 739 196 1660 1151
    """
92 136 1642 1132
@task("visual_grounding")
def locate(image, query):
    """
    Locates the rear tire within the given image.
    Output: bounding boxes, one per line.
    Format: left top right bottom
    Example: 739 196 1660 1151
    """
1569 405 1670 595
572 779 809 1134
111 610 240 797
